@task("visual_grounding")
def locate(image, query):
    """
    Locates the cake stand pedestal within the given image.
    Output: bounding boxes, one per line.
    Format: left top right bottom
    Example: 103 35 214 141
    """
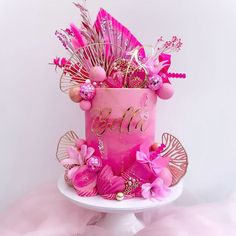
57 176 183 236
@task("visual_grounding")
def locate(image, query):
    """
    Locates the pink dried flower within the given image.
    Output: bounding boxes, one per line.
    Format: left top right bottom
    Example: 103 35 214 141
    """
52 57 68 70
60 144 95 167
154 36 183 57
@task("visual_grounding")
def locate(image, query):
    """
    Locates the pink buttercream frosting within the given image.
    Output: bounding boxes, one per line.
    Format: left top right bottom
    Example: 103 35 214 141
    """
85 88 157 175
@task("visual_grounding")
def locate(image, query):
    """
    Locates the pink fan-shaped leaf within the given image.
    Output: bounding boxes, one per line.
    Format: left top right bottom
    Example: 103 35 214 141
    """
97 165 125 195
94 8 145 58
161 133 188 186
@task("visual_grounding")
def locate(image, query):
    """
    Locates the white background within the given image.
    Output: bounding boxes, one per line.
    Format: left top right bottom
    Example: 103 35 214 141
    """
0 0 236 210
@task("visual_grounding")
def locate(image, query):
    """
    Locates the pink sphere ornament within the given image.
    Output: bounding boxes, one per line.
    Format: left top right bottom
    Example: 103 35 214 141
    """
69 87 82 103
157 83 174 100
89 66 106 82
150 143 160 151
87 156 102 172
80 100 92 111
80 83 96 100
148 75 163 91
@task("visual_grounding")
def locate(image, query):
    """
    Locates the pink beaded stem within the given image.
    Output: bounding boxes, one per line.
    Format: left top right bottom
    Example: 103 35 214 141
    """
168 73 186 79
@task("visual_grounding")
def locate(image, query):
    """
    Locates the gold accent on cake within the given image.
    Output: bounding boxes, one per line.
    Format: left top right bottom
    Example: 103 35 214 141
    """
91 106 149 136
116 192 124 201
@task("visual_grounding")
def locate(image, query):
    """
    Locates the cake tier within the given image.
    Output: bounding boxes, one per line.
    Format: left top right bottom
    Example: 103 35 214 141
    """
85 88 157 175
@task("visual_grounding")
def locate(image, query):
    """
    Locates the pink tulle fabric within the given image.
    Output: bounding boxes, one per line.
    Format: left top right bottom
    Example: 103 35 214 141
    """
0 185 236 236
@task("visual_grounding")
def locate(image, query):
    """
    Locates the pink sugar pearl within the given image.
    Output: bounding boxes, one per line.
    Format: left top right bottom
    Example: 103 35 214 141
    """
157 83 174 100
69 87 82 103
89 66 106 82
80 100 91 111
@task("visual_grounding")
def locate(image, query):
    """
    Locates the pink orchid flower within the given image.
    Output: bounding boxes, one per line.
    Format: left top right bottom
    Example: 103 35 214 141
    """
141 178 170 200
61 144 95 166
60 144 95 180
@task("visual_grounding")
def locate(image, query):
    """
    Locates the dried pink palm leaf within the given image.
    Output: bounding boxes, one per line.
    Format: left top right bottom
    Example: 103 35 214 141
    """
56 130 79 162
94 8 145 59
161 133 188 186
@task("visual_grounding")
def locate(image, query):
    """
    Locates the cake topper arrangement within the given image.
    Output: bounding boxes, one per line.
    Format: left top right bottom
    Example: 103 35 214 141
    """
52 2 186 112
53 1 188 201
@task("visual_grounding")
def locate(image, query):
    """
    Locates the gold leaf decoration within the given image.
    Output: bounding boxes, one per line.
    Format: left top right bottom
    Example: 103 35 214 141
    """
56 130 79 162
161 133 188 186
60 43 124 93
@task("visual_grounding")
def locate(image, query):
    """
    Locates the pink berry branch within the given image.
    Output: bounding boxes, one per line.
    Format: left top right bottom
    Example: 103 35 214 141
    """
168 73 186 79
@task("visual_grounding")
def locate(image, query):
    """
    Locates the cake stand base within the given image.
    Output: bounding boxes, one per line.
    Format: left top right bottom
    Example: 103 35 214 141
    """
97 212 144 236
57 176 183 236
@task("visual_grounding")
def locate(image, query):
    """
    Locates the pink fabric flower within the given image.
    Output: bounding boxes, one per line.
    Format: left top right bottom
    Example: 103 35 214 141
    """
136 143 170 176
141 178 170 200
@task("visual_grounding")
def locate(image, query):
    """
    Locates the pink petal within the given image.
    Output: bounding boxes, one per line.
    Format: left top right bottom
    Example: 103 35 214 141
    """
154 156 170 167
67 147 84 165
159 167 173 187
141 183 152 199
85 147 95 161
151 178 170 199
152 177 164 187
136 151 149 163
80 145 87 160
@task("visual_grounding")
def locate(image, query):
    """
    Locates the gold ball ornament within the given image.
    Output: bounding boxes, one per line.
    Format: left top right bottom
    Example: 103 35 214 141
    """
150 142 160 151
69 87 82 103
116 192 124 201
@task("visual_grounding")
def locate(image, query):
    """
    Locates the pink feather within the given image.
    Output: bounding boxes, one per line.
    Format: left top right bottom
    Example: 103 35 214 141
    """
70 23 85 47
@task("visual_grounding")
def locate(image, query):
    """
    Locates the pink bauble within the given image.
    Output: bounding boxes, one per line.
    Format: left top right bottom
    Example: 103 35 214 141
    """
80 100 92 111
89 66 106 82
157 83 174 100
86 156 102 172
148 75 163 91
69 87 82 103
80 83 96 100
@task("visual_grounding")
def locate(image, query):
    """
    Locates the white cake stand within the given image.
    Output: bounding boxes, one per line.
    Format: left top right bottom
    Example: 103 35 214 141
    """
57 176 183 236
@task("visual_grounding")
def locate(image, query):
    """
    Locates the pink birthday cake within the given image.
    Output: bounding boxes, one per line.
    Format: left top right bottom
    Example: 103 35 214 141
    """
53 2 188 201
